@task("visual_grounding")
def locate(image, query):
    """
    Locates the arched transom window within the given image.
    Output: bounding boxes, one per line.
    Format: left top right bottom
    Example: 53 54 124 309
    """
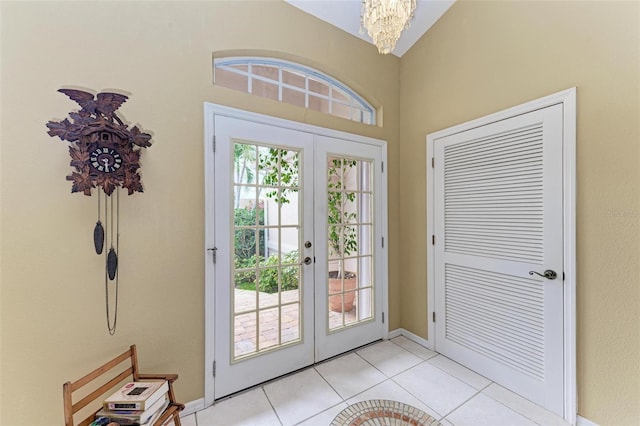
214 57 376 125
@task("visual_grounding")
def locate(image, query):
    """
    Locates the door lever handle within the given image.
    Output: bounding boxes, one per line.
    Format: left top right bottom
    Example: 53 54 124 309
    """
529 269 557 280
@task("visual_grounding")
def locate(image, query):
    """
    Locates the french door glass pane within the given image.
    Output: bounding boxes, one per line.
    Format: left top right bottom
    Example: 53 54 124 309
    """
327 156 374 331
233 141 302 360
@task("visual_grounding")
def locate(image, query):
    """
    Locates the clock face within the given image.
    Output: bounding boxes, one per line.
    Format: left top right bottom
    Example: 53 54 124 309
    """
90 147 123 174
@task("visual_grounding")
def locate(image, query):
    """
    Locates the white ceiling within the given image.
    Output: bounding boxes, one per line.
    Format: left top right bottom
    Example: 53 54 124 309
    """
285 0 455 57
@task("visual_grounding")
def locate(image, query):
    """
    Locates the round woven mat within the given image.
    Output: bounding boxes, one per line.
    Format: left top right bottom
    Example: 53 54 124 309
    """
331 399 440 426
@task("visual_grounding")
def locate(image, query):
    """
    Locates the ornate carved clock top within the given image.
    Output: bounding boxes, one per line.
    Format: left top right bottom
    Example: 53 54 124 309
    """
46 89 152 195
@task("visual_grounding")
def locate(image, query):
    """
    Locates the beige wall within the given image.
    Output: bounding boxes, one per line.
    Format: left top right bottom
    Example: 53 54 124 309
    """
399 1 640 425
3 0 639 424
0 1 400 423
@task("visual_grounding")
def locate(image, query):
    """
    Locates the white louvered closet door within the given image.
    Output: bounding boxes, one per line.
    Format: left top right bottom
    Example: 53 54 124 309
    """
434 104 564 416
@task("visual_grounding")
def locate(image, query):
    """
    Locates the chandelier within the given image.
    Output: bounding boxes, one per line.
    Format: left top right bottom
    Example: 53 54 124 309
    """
361 0 416 54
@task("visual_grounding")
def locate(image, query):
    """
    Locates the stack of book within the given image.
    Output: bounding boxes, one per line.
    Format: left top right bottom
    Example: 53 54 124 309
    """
91 381 169 425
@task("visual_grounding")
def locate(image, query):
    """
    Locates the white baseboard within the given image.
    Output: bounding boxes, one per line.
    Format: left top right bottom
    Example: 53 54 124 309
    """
181 398 205 417
576 415 598 426
389 328 434 350
387 329 402 339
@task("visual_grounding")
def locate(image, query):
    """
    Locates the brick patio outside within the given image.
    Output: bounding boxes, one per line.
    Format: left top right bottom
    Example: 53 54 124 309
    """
233 289 358 357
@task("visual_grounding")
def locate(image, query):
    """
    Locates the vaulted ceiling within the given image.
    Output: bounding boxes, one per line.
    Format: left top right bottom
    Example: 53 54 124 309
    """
285 0 455 57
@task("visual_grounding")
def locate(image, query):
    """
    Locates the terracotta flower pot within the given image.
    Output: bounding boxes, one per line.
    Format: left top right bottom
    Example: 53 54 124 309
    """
328 271 357 312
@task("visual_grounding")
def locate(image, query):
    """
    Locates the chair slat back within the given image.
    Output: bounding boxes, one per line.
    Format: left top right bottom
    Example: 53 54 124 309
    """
63 345 137 426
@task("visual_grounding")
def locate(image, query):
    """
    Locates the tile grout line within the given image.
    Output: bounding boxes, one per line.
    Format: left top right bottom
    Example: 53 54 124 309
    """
313 364 345 401
298 341 430 425
389 336 439 361
424 354 492 390
387 338 453 422
391 339 544 424
386 345 498 422
293 400 346 426
387 374 446 421
440 382 494 423
355 341 428 379
351 342 446 421
391 338 566 425
476 384 560 426
261 385 285 426
354 342 448 418
382 349 475 420
288 365 348 425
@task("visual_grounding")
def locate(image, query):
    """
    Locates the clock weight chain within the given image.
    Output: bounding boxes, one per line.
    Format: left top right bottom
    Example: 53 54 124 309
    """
103 188 120 335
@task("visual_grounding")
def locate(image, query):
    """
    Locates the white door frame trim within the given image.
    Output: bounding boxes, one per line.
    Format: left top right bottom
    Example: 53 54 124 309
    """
425 88 576 424
203 102 389 408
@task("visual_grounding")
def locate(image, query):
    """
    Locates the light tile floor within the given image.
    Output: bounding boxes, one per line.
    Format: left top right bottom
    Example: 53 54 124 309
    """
179 337 569 426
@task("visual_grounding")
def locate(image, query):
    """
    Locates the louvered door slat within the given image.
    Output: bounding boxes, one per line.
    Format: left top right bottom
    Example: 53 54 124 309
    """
445 148 543 170
444 125 542 154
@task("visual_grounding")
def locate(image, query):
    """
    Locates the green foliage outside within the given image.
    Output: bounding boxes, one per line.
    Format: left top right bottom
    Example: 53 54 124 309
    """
235 250 300 294
233 145 302 294
233 155 359 293
259 147 299 205
327 158 358 277
234 206 265 260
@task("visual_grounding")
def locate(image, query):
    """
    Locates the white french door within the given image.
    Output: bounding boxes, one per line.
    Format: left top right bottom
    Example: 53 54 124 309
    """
210 116 316 399
205 107 386 402
315 136 385 361
432 104 565 415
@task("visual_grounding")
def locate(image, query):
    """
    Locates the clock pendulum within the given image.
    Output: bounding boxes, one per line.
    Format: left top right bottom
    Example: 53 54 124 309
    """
47 88 152 335
94 188 105 254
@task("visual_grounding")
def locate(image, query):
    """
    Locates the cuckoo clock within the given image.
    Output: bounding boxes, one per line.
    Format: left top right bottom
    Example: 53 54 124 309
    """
47 88 153 334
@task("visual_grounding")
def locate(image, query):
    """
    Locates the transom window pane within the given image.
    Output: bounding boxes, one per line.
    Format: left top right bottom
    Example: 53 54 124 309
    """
308 77 329 96
230 64 248 72
214 57 376 125
282 70 305 88
282 87 305 108
252 79 278 101
309 95 330 114
252 64 279 82
215 66 248 92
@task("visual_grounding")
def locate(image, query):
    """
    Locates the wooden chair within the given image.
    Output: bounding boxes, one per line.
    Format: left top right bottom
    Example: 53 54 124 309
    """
63 344 184 426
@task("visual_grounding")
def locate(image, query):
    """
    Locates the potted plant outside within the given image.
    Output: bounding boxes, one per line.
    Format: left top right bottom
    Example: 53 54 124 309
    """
327 158 358 312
